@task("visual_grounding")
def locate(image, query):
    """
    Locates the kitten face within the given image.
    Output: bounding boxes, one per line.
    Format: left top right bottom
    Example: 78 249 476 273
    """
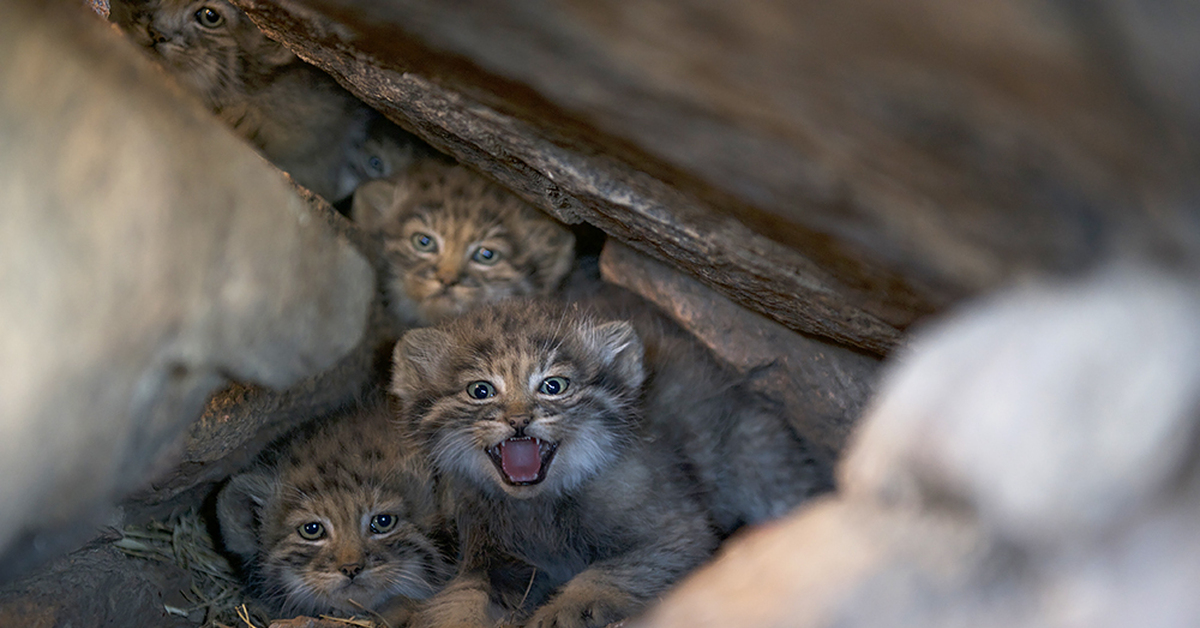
353 161 575 326
110 0 294 108
259 478 443 615
217 402 450 617
393 300 644 500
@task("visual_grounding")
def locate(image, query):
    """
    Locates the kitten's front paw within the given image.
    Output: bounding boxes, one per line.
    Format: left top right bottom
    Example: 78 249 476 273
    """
410 580 493 628
525 585 635 628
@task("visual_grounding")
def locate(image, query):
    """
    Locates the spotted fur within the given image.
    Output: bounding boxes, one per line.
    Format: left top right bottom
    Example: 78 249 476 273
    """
109 0 423 201
216 398 452 621
391 294 833 628
352 160 576 327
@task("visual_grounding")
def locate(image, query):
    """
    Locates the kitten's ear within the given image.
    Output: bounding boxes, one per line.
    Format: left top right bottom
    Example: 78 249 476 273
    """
248 32 296 68
588 320 645 390
351 178 399 229
392 328 452 399
215 470 276 561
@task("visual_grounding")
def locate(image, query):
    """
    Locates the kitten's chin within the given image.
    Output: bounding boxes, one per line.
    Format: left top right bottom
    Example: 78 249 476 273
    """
320 580 392 614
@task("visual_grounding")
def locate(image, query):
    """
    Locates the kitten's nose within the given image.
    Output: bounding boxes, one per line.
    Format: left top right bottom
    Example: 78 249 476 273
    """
506 415 532 431
146 25 168 45
435 260 461 285
339 562 364 579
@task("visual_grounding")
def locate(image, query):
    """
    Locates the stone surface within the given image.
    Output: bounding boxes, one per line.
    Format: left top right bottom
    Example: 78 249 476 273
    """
600 241 880 458
123 188 401 519
0 0 374 580
235 0 1199 356
843 268 1200 545
637 267 1200 628
232 0 908 355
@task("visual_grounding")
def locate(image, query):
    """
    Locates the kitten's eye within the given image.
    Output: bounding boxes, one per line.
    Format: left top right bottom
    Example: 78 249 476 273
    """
538 376 569 396
297 521 325 540
466 381 496 400
369 514 397 534
194 6 224 28
411 232 437 253
367 155 385 177
471 247 501 265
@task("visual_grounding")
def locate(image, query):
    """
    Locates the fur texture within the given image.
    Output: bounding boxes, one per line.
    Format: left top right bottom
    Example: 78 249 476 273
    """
352 159 575 327
215 397 452 621
109 0 422 201
391 294 832 628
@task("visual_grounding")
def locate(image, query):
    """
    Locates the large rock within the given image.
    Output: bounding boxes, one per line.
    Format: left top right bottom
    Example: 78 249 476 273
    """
122 190 401 518
0 0 374 580
233 0 1200 356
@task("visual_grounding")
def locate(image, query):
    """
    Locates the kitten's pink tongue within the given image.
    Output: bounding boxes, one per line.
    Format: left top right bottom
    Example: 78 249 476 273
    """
500 437 542 483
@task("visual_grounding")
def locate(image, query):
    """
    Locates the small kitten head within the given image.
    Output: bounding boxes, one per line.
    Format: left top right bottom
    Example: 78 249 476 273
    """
392 299 645 499
217 403 450 617
352 160 576 326
335 116 423 202
110 0 294 109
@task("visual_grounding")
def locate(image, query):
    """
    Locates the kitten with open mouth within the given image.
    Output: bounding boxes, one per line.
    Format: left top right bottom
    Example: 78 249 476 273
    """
392 293 832 628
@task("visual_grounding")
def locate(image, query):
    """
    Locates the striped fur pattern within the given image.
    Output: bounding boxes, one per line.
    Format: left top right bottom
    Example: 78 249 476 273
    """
352 160 575 327
391 295 833 628
216 398 451 621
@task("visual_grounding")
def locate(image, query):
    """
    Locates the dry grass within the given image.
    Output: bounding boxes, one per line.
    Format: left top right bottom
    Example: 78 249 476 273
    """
112 510 272 628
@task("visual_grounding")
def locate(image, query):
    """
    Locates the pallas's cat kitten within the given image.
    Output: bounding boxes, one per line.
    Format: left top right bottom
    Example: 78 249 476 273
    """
352 159 575 327
216 397 452 622
109 0 421 201
391 295 832 628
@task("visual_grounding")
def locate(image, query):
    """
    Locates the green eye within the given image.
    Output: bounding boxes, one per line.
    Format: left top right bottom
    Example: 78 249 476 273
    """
538 376 569 396
298 521 325 540
411 232 437 253
471 246 501 265
194 6 224 27
467 381 496 400
370 514 397 534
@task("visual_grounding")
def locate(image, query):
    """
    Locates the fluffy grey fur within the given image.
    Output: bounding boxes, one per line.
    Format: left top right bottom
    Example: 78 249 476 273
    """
392 292 832 627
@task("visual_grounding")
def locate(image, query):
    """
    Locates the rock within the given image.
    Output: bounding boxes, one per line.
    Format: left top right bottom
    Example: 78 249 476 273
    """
599 240 881 457
233 0 1200 356
0 0 374 580
843 267 1200 545
634 499 987 628
231 0 909 355
121 186 401 520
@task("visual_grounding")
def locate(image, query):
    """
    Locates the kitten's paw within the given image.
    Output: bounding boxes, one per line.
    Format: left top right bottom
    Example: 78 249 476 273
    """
410 580 493 628
525 586 634 628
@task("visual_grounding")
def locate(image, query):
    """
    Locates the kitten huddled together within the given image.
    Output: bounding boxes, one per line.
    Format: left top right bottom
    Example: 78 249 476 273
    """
110 0 425 202
215 128 829 627
108 1 831 623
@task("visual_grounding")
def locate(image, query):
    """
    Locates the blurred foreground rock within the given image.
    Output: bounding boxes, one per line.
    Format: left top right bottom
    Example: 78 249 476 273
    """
0 0 374 580
638 267 1200 628
121 187 401 520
